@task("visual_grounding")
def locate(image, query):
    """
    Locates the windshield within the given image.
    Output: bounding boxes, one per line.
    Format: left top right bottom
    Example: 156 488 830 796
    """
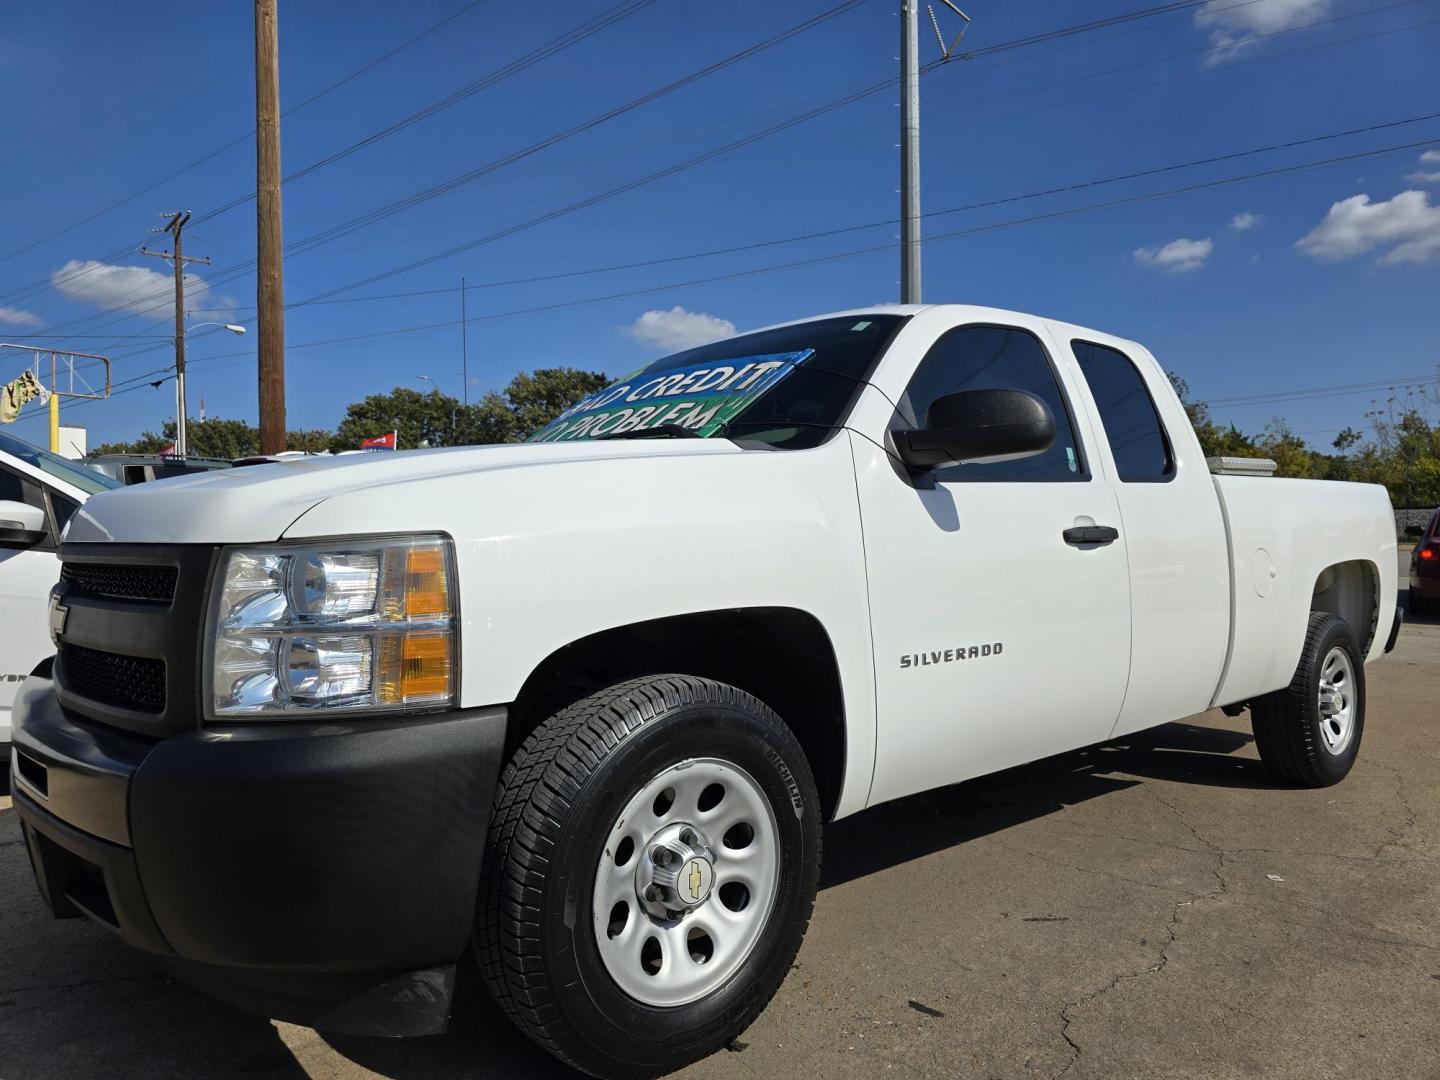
0 430 122 495
527 314 907 450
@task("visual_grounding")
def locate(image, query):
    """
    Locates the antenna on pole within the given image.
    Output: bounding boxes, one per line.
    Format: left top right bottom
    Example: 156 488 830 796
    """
899 2 970 305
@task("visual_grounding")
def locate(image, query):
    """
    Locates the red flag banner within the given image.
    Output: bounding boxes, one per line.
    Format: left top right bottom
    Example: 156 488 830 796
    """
360 431 397 452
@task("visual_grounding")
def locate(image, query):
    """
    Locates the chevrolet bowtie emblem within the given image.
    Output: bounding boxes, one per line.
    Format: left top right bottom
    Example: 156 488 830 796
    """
688 861 702 901
47 594 68 643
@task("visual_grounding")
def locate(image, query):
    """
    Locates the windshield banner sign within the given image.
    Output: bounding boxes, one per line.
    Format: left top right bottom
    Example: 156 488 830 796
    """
528 351 811 443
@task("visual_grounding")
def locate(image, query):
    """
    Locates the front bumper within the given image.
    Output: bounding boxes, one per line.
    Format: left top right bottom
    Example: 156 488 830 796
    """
11 674 506 1034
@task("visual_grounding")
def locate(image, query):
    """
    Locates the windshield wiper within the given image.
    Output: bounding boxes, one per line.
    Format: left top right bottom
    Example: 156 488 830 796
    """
599 424 703 440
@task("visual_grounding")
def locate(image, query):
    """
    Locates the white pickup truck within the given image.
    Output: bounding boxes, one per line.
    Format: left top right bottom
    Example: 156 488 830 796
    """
11 305 1399 1078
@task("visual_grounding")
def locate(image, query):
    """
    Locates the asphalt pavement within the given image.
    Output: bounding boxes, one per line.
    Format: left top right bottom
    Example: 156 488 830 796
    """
2 562 1435 1080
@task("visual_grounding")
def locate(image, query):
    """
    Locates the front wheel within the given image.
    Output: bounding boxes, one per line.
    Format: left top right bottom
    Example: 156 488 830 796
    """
1251 612 1365 787
476 675 821 1079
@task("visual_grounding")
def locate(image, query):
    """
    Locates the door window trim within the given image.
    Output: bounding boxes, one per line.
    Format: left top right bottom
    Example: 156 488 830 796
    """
895 322 1091 484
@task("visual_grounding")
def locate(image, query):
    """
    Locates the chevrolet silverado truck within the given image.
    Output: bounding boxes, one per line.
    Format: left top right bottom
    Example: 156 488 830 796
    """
11 305 1400 1078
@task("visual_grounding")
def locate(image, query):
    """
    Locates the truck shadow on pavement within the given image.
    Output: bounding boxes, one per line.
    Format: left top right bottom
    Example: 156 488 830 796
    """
1 719 1262 1080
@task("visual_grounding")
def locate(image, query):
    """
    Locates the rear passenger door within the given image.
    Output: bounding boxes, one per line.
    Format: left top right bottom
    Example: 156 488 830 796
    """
1061 337 1230 735
854 316 1133 806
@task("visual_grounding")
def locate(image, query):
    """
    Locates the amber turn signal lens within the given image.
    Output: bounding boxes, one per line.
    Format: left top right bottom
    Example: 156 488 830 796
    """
402 632 451 699
405 547 449 617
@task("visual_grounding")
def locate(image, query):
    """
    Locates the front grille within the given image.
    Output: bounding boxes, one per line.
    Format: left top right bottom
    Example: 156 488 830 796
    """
61 562 177 604
55 544 213 737
59 643 166 713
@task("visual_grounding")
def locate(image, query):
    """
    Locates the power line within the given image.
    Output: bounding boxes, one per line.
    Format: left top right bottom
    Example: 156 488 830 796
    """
229 109 1434 311
0 0 494 272
0 0 509 318
196 0 657 224
49 0 1254 341
29 0 857 340
77 130 1440 407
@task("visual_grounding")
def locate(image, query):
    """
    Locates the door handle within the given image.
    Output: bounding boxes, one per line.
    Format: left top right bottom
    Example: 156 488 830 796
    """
1063 525 1119 546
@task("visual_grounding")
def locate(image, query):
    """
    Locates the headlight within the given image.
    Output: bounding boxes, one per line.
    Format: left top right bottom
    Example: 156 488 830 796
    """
206 534 457 718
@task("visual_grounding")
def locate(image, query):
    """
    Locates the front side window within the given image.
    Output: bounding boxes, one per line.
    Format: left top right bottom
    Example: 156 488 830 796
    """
527 315 908 450
894 325 1085 482
1071 340 1174 483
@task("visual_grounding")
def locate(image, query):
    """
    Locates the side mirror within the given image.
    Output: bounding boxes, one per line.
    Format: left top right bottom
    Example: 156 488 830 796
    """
893 388 1056 471
1406 525 1425 539
0 499 48 547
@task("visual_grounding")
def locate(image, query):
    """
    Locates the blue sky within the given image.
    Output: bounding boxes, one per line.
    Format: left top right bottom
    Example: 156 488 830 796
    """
1 0 1437 450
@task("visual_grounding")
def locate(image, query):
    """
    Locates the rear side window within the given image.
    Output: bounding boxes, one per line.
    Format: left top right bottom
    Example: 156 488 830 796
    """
895 325 1085 482
1072 340 1174 483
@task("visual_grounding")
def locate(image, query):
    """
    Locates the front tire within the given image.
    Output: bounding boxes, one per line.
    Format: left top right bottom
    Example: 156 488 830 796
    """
476 675 821 1079
1251 612 1365 787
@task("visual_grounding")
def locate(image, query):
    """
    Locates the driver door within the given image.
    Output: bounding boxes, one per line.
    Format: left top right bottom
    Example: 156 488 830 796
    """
854 318 1132 806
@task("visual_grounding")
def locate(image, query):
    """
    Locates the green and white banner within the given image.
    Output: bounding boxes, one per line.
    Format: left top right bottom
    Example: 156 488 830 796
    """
528 351 811 443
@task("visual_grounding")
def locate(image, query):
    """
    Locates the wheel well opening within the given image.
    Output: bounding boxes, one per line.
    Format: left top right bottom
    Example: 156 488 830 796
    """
509 608 847 820
1311 560 1379 655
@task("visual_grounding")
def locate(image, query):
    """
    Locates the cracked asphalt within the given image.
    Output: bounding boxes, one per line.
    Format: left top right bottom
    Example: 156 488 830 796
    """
3 580 1436 1079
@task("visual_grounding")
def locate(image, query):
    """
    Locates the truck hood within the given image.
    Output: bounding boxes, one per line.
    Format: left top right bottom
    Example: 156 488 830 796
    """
64 439 743 545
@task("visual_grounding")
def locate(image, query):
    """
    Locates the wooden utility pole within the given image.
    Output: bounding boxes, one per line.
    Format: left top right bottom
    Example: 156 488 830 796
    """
141 211 210 456
255 0 286 453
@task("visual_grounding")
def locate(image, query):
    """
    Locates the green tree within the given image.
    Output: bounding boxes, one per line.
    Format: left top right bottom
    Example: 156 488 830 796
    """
331 387 459 452
285 428 334 454
93 417 261 458
453 392 519 446
1257 419 1313 479
330 369 609 451
501 368 610 438
1167 372 1260 459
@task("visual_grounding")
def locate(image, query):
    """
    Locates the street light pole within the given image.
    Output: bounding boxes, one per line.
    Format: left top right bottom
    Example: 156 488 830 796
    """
899 0 921 305
417 374 457 445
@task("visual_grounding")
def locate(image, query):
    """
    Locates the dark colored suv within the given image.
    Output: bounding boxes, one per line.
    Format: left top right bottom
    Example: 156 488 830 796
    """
1407 508 1440 614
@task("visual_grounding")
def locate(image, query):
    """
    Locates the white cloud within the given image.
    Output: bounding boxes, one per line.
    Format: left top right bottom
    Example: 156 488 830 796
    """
49 258 233 319
0 305 43 328
1134 237 1214 273
1229 212 1263 231
1195 0 1330 61
1296 190 1440 265
1404 151 1440 184
626 306 736 352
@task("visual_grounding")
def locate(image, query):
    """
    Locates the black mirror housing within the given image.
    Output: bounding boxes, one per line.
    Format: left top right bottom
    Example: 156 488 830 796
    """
894 388 1056 471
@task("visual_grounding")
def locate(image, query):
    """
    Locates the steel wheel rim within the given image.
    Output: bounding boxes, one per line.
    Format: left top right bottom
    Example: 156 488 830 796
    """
591 757 781 1007
1317 646 1356 755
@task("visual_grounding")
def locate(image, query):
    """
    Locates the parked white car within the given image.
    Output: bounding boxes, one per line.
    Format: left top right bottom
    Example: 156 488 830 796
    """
11 305 1399 1077
0 430 120 745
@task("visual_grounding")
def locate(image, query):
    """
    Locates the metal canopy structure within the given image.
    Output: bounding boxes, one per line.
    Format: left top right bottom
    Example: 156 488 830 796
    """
1 343 112 451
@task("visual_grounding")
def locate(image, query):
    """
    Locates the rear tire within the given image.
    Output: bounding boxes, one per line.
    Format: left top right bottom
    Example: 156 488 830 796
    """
1251 612 1365 787
475 674 821 1079
1409 585 1431 616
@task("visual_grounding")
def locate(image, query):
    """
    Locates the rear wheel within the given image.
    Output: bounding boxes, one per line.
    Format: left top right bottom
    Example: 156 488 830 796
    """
1409 585 1431 616
476 674 821 1079
1251 612 1365 787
